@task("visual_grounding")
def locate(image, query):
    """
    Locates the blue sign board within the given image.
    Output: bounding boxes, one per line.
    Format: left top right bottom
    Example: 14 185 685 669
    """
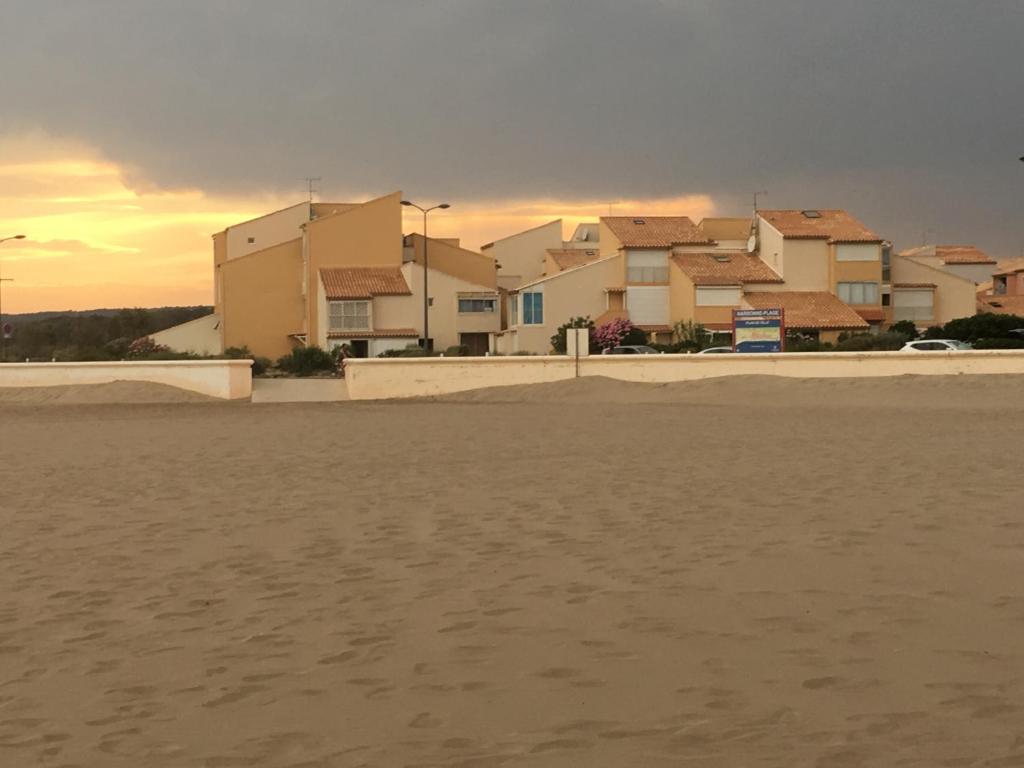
733 308 785 353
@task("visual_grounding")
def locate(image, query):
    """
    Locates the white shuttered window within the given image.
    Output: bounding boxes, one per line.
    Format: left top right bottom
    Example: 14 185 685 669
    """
329 301 370 331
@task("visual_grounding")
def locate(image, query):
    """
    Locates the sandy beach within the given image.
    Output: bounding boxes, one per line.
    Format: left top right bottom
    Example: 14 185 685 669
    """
1 374 1022 766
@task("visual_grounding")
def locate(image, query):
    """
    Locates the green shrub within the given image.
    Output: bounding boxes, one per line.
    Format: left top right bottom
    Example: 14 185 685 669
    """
550 316 595 354
379 345 435 358
922 325 946 339
943 313 1024 342
251 356 271 375
276 345 337 376
971 337 1024 350
888 320 918 339
834 332 909 352
223 345 253 359
444 345 471 357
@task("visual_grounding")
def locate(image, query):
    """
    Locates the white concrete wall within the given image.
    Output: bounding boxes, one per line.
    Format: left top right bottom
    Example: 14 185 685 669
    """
150 314 223 355
0 360 252 400
345 351 1024 400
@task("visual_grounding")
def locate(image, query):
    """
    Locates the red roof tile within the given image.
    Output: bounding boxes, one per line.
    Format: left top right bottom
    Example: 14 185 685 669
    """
854 307 886 322
935 245 996 265
326 328 418 338
744 291 870 330
602 216 711 248
759 210 881 243
320 267 411 299
547 248 602 271
672 252 782 286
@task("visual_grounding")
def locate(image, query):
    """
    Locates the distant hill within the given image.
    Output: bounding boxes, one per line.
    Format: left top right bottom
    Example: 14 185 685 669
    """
1 306 214 362
5 306 212 323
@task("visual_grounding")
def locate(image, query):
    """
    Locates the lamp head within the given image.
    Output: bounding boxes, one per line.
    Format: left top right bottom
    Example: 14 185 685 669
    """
401 200 413 206
438 203 451 210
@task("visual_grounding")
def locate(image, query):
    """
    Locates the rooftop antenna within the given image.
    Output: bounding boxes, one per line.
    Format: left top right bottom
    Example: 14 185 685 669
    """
304 177 322 203
753 190 768 213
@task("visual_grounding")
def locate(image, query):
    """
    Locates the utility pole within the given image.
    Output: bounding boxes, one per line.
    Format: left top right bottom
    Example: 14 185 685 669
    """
0 235 26 362
753 190 768 213
400 200 451 352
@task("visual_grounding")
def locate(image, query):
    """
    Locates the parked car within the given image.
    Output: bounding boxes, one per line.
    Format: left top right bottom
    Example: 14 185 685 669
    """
604 345 659 355
900 339 973 351
1008 329 1024 339
697 346 734 354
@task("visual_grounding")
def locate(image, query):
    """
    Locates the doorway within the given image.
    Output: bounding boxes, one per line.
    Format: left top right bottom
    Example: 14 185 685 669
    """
350 339 369 358
459 333 490 356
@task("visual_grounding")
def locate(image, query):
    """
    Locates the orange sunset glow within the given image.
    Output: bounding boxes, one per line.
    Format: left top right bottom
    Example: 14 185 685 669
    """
0 133 717 313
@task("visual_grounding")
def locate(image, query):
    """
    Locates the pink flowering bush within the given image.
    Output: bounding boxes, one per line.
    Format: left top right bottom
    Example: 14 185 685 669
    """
592 317 646 350
126 336 171 358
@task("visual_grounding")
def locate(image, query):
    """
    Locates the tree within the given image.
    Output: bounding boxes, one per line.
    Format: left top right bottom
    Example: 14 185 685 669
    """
942 313 1024 342
550 316 594 354
672 319 708 352
887 320 918 339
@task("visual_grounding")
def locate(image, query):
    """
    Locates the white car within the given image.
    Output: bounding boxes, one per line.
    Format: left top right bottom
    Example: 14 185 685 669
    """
900 339 973 352
604 345 659 355
697 346 734 354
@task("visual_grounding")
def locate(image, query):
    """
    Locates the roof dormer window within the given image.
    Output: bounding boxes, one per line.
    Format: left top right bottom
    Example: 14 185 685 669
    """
801 210 822 219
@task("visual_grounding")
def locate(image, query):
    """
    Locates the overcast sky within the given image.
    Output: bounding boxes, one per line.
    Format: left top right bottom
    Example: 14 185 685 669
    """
2 0 1023 257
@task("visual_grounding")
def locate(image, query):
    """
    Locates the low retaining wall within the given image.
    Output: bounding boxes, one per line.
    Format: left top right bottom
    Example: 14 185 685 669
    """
0 360 253 400
345 351 1024 400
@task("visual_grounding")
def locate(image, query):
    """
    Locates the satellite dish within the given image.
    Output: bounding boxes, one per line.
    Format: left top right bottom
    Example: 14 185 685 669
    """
747 234 758 253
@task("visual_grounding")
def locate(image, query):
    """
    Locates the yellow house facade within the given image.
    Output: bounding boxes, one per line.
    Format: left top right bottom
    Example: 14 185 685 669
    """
160 192 501 359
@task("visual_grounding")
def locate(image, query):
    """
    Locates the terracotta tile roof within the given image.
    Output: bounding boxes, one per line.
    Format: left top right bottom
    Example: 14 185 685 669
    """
327 328 417 338
697 217 753 242
602 216 711 248
605 286 626 293
935 245 996 265
758 210 881 243
854 307 886 322
320 267 411 299
671 252 782 286
637 324 672 333
744 291 870 330
978 294 1024 316
994 257 1024 276
547 248 602 271
893 282 936 289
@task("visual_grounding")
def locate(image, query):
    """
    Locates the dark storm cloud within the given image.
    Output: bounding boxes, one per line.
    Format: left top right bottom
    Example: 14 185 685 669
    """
2 0 1023 253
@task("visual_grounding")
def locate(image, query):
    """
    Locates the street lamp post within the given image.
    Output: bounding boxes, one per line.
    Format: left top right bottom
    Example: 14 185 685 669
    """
0 235 26 362
400 201 450 352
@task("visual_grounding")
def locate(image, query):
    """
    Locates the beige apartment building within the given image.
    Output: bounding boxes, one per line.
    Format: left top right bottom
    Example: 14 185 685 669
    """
497 209 887 354
482 219 601 290
897 244 997 285
977 258 1024 317
157 192 499 359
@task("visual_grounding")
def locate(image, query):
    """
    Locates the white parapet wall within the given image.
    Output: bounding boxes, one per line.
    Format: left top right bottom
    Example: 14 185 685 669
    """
345 351 1024 400
0 360 253 400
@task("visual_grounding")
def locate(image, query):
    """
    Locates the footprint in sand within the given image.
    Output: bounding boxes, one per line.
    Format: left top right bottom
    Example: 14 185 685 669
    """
408 712 442 728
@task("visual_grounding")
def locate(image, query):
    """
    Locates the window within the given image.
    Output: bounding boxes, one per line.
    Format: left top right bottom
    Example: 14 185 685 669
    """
835 244 880 262
626 251 669 283
328 300 370 332
696 287 742 307
458 297 497 313
837 282 880 305
522 291 544 325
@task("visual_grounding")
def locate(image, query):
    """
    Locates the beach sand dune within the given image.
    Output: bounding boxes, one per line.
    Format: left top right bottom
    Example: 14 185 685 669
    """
0 380 215 405
0 375 1021 766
